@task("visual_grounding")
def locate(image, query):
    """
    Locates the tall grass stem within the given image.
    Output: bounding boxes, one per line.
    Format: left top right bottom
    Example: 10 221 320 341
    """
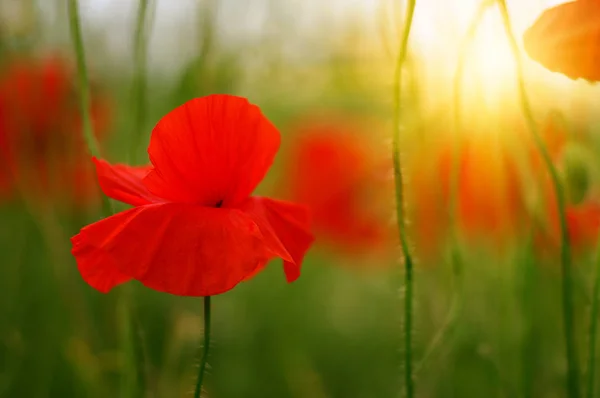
392 0 417 396
497 1 580 397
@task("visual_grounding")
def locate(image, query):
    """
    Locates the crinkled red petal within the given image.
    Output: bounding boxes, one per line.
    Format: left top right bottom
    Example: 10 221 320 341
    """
144 95 280 207
93 157 162 206
72 203 274 296
241 197 314 283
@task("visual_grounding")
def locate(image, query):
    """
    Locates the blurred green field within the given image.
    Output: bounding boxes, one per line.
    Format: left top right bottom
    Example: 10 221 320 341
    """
1 1 600 397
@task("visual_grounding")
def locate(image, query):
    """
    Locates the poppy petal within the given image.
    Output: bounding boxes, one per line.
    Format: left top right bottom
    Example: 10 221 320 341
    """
72 233 132 293
72 203 273 296
144 95 280 207
241 197 314 283
93 157 162 206
524 1 600 81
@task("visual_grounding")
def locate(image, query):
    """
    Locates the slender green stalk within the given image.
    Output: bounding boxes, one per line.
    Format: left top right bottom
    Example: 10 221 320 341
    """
450 0 490 231
119 286 146 398
194 296 212 398
414 288 459 375
392 1 416 396
120 291 136 398
68 3 146 397
520 235 538 398
414 0 491 379
496 1 580 397
130 0 155 162
377 0 394 60
587 243 600 398
67 0 101 157
67 0 113 216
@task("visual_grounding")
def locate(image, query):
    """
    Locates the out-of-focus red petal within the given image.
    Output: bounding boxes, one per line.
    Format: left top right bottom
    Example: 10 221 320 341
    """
524 1 600 82
241 197 314 283
566 201 600 249
71 203 274 296
144 95 280 207
93 157 162 206
285 122 392 252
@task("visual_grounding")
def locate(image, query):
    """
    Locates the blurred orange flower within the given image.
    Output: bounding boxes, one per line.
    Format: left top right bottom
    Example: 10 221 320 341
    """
409 113 599 260
408 132 524 260
0 55 111 206
524 0 600 82
282 114 394 258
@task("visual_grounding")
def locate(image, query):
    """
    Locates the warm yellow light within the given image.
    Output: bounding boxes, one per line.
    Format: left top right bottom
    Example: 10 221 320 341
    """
461 7 517 105
405 0 585 112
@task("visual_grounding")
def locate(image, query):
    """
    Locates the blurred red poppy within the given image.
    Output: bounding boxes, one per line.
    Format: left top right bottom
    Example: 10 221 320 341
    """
0 55 111 205
409 133 524 259
71 95 314 297
282 115 393 257
536 185 600 255
524 0 600 81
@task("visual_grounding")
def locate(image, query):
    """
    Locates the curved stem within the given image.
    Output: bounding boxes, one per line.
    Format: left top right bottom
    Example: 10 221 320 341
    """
377 0 394 61
415 0 491 378
130 0 155 162
587 243 600 398
392 0 416 396
194 296 212 398
67 0 100 158
450 0 490 229
414 288 460 374
496 1 580 397
67 0 113 216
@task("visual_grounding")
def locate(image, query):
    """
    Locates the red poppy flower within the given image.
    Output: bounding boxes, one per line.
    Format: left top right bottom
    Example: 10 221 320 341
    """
282 115 393 256
0 55 111 204
71 95 314 296
524 0 600 81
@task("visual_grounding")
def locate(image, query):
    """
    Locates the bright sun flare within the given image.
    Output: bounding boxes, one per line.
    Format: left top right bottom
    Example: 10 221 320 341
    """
404 0 575 108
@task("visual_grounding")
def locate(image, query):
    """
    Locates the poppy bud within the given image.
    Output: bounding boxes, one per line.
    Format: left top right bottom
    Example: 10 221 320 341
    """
560 143 591 205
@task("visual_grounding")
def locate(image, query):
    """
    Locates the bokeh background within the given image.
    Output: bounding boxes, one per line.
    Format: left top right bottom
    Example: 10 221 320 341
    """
1 0 600 397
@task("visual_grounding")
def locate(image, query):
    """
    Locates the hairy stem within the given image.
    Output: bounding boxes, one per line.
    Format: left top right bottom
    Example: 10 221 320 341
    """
496 1 580 397
194 296 212 398
392 0 417 396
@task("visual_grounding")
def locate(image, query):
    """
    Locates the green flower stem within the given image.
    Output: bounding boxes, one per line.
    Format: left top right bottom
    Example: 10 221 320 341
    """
194 296 212 398
130 0 154 162
119 290 141 398
587 242 600 398
68 2 144 397
67 0 113 216
392 0 416 396
414 2 491 375
497 1 580 397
